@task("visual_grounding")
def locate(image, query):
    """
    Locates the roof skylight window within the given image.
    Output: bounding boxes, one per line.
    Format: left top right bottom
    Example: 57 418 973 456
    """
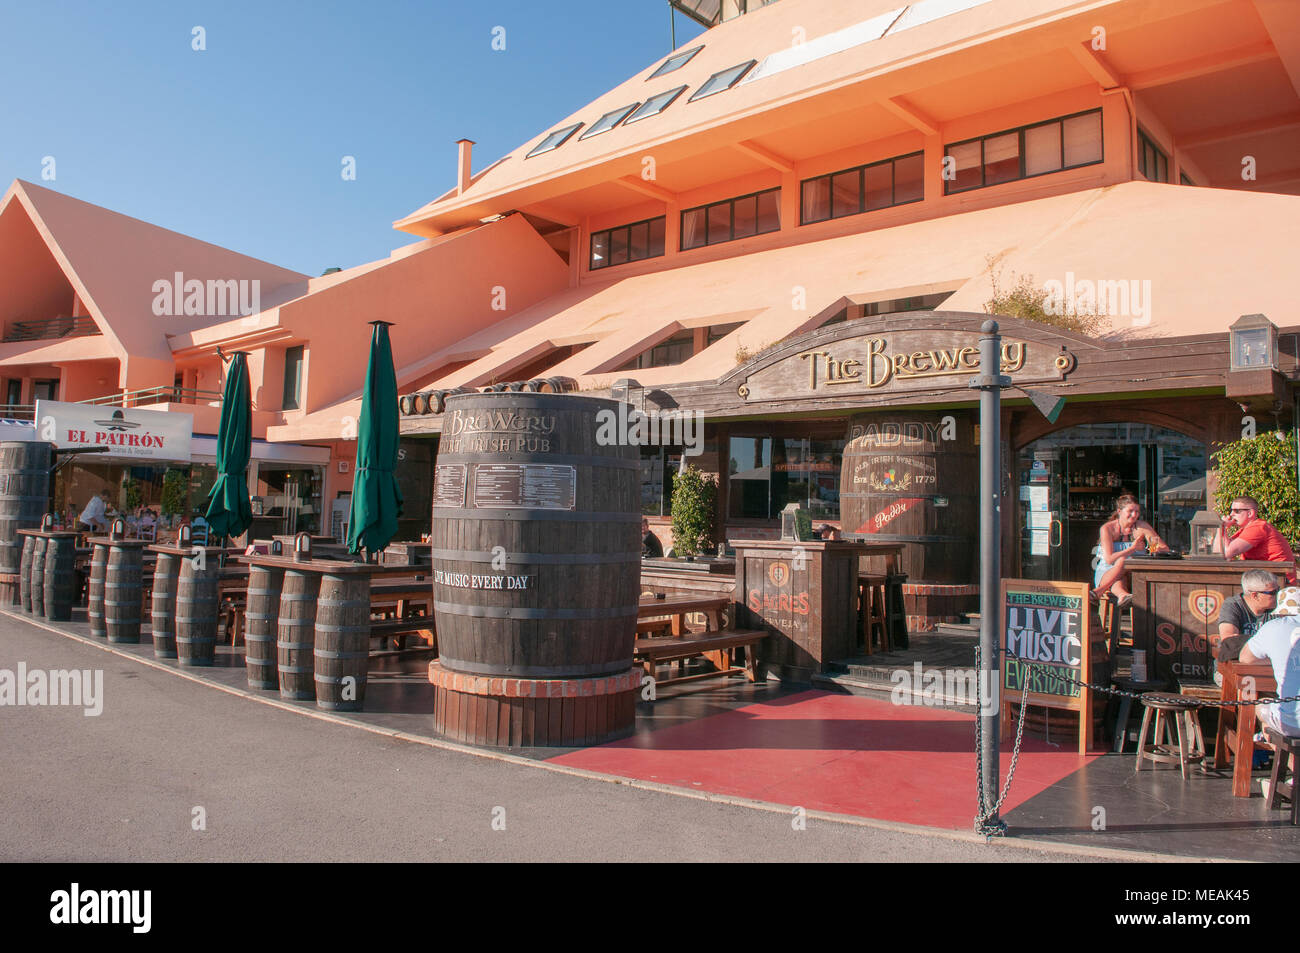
579 104 639 140
648 45 703 79
623 86 687 125
525 122 583 159
688 61 756 102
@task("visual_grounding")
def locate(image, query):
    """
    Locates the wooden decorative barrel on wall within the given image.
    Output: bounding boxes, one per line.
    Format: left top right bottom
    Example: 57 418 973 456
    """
244 564 285 690
29 536 47 618
41 533 77 622
314 569 371 711
278 569 322 700
428 391 642 747
18 534 35 612
0 441 51 604
87 541 110 638
149 550 183 658
840 410 979 584
104 539 145 643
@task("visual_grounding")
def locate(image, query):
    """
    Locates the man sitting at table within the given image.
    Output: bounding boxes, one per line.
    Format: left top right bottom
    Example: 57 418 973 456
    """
1214 569 1282 685
1212 496 1297 584
1240 586 1300 737
641 518 663 558
78 490 111 533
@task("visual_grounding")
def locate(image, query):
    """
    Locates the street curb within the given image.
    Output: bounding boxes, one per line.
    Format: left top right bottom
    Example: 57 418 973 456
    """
3 609 1229 864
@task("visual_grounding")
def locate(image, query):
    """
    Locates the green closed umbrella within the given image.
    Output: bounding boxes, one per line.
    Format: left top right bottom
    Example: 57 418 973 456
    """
205 351 252 539
347 321 403 556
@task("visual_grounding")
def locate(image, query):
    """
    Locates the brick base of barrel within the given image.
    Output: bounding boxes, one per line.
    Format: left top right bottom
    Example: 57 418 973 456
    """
428 662 641 747
902 583 979 632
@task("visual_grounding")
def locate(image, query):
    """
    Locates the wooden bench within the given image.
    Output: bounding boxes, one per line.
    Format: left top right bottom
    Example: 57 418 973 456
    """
634 629 764 689
368 616 436 654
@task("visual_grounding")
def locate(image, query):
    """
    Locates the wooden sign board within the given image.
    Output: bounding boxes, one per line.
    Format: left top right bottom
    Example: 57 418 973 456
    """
1000 578 1093 755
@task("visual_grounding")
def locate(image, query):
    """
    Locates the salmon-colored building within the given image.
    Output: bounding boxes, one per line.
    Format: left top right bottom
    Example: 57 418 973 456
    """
4 0 1299 632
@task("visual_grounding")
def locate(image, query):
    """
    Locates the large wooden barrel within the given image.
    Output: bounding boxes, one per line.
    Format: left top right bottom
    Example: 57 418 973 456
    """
175 553 220 666
278 569 321 700
0 441 51 581
29 535 47 617
104 542 144 643
314 571 371 711
244 564 285 690
840 411 979 584
429 391 641 746
18 534 35 612
41 533 77 621
150 551 183 658
87 542 109 638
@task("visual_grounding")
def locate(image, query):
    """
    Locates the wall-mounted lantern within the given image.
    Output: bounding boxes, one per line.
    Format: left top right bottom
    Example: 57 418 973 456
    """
1229 313 1277 372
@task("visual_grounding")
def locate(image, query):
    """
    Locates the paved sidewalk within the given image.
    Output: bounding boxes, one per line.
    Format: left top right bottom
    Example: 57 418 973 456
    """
4 607 1296 861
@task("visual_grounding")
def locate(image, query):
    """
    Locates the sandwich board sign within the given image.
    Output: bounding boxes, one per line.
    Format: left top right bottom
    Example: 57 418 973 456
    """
1000 578 1094 755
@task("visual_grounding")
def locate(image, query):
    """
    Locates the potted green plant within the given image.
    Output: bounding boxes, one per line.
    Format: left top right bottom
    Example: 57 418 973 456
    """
160 468 188 525
670 464 718 559
1211 429 1300 548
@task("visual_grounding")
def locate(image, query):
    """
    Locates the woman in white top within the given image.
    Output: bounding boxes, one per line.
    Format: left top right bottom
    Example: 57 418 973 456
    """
1091 494 1168 606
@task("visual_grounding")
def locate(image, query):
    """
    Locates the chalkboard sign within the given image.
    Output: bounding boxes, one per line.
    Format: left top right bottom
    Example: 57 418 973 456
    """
1000 578 1094 754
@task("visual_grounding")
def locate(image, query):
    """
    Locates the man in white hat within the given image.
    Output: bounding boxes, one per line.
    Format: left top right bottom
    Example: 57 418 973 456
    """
1240 585 1300 738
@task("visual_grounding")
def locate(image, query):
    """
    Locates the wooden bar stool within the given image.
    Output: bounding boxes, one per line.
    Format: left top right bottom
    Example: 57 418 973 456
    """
1264 728 1299 825
884 572 908 650
1135 692 1205 779
859 574 888 654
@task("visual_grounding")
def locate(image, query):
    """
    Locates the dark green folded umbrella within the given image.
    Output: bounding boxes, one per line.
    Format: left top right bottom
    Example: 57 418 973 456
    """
204 351 252 539
347 321 403 555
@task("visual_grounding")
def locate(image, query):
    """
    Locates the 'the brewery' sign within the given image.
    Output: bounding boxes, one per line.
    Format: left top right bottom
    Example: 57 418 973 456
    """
738 330 1074 402
34 400 193 461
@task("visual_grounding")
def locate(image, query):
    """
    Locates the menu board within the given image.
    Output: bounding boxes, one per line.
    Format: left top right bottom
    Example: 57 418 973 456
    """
433 464 467 508
1000 578 1095 754
471 464 576 511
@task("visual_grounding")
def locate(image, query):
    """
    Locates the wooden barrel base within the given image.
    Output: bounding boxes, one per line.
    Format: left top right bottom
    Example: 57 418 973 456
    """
429 662 640 747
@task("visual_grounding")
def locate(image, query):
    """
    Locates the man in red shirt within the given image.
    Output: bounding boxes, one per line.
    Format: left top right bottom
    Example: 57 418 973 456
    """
1214 495 1298 583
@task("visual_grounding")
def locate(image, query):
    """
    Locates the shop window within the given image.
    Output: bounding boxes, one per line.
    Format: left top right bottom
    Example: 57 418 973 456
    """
591 216 665 270
728 436 843 521
944 109 1103 194
283 345 304 410
681 188 780 250
640 445 683 516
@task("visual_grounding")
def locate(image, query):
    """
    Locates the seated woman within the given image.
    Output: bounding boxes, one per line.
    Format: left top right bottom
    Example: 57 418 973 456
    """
1091 494 1168 606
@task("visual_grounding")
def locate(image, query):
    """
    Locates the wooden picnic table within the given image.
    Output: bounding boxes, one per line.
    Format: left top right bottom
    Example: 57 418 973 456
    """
1215 660 1278 797
638 592 728 636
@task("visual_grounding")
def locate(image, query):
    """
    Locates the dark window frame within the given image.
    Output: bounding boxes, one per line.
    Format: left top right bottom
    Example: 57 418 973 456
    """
624 86 688 125
648 45 703 80
799 151 925 225
579 103 640 140
680 187 781 251
589 215 667 271
687 60 757 102
1180 171 1195 187
525 122 584 159
1138 127 1169 183
283 345 304 411
943 107 1104 195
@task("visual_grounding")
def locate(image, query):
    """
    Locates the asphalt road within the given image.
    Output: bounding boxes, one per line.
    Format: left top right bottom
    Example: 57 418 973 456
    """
0 614 1111 863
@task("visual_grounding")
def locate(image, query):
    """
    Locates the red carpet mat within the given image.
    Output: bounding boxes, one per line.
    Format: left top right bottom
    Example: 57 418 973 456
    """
549 690 1099 829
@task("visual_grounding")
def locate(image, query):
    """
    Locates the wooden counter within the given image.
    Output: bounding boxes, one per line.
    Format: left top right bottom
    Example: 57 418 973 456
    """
1128 556 1292 684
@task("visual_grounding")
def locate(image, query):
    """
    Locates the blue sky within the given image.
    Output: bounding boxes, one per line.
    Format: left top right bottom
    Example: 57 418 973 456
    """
0 0 704 276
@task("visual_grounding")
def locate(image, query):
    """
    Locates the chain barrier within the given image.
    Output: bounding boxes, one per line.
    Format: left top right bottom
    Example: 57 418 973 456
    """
973 643 1030 837
970 654 1298 837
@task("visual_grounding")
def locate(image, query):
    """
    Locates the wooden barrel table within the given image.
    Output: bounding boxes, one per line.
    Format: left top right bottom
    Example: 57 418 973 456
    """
428 391 641 747
104 538 146 643
87 540 110 638
41 532 78 622
314 569 372 711
18 533 35 612
29 535 47 618
147 548 184 658
175 550 221 666
244 564 286 690
0 441 51 604
278 568 322 700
